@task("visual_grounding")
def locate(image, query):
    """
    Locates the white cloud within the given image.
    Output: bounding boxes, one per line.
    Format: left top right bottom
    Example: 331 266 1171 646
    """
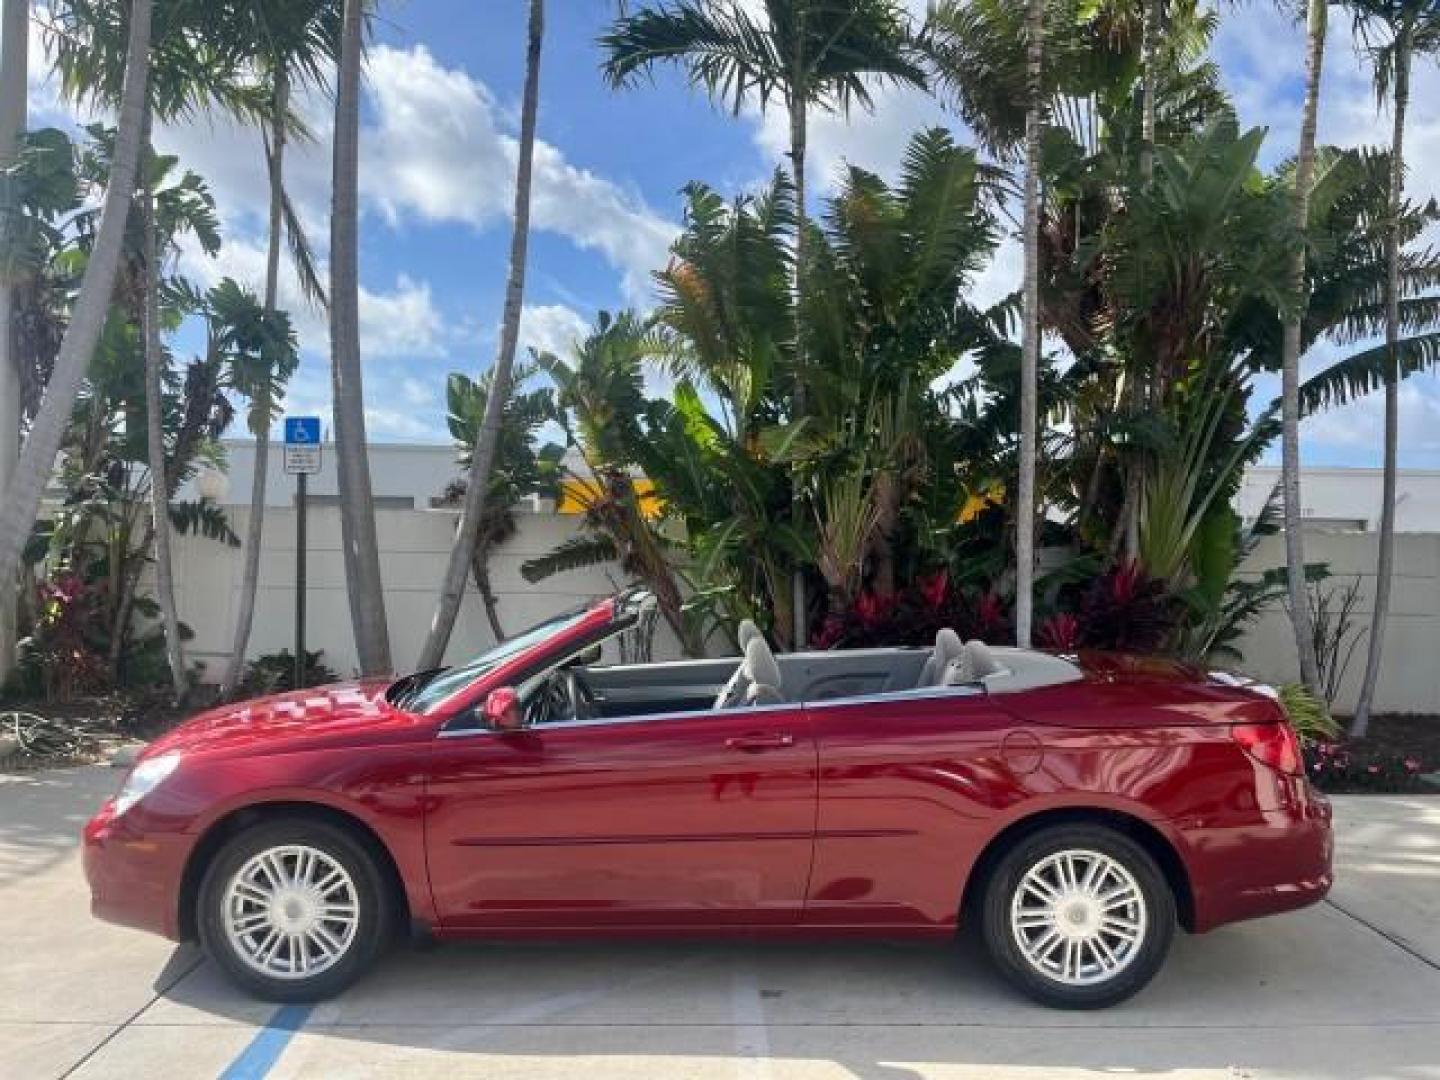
517 303 589 360
1301 379 1440 458
400 377 435 407
1214 4 1440 206
137 42 675 305
969 234 1022 313
363 405 440 442
737 0 947 195
176 235 448 360
750 81 954 198
362 44 675 302
358 274 447 359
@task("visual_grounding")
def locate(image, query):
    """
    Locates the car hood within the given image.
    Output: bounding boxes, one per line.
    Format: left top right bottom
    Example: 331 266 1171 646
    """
142 679 425 760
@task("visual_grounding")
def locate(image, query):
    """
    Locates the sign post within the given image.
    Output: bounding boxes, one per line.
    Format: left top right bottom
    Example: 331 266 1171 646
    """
283 417 322 689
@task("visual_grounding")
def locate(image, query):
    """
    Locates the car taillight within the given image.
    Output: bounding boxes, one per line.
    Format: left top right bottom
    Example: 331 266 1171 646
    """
1231 722 1303 775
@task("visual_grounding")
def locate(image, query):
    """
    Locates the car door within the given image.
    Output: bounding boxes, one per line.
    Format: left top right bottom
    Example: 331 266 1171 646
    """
425 703 817 929
801 688 1022 931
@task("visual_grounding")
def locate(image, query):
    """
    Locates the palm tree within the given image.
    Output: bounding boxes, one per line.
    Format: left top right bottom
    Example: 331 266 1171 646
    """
0 0 29 682
441 364 556 643
1278 0 1329 698
0 0 152 627
601 0 925 647
140 133 187 698
1015 0 1044 647
1350 0 1440 735
526 311 703 657
419 0 543 671
218 0 338 697
330 0 391 675
48 0 259 700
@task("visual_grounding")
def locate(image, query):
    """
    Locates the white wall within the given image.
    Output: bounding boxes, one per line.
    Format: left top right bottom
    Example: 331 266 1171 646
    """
1231 532 1440 715
171 502 1437 715
173 506 682 680
1238 467 1440 532
187 440 461 511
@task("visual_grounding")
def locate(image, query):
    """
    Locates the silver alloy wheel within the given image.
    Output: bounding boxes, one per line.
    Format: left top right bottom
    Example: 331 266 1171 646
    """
222 844 360 980
1009 848 1147 987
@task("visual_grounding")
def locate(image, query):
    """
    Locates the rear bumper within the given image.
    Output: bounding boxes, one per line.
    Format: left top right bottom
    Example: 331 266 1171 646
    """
83 798 188 941
1183 780 1333 932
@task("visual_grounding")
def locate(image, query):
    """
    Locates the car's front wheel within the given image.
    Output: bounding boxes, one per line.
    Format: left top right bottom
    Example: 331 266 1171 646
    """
980 824 1175 1009
198 820 392 1002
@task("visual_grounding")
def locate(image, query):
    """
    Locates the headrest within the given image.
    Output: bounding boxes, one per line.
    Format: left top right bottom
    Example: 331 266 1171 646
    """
965 639 1004 680
737 619 763 652
742 635 783 691
935 627 963 663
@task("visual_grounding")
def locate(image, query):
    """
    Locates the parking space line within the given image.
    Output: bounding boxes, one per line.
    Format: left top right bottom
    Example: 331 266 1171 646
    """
58 953 205 1079
217 1004 314 1080
1324 898 1440 974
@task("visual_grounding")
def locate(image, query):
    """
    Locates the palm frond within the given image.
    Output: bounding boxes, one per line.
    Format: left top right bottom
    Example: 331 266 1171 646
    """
1297 332 1440 415
521 534 621 583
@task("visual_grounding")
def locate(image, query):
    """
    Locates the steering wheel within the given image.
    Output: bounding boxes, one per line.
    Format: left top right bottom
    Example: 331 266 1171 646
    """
530 675 569 726
564 669 596 722
531 669 596 725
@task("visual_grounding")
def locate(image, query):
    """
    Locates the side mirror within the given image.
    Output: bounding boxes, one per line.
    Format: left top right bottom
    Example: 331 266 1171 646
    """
483 687 523 732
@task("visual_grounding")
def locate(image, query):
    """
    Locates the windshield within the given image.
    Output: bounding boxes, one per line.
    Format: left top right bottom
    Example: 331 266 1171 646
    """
390 606 593 713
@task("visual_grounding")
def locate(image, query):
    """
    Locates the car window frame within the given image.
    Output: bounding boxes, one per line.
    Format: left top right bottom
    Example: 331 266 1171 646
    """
436 672 988 740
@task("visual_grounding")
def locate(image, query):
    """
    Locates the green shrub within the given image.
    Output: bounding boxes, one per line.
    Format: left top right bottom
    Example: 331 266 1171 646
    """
1277 682 1340 745
239 650 339 696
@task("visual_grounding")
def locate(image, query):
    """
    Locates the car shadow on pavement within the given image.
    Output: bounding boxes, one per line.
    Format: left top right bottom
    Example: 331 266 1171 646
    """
150 909 1440 1079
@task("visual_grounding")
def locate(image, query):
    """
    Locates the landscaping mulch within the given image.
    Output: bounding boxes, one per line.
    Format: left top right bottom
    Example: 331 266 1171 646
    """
1308 714 1440 795
0 691 203 772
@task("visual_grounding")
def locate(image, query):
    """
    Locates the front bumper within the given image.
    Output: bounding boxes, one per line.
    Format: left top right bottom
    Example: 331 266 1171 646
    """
83 797 189 941
1184 778 1333 933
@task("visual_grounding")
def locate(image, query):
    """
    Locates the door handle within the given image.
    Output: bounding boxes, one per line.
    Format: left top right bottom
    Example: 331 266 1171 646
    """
725 732 796 752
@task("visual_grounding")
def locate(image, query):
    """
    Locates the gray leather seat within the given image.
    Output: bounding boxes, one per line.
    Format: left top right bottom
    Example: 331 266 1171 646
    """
917 628 964 688
737 619 763 652
964 640 1004 680
941 639 1006 686
714 635 787 709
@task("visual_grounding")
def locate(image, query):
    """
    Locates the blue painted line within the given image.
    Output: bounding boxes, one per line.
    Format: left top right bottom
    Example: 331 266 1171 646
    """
218 1003 314 1080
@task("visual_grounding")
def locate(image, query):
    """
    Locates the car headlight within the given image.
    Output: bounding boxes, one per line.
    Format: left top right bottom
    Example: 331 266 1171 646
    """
114 753 182 816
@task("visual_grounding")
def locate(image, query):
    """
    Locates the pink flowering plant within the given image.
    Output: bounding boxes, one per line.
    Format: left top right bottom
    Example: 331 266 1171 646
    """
1305 739 1432 794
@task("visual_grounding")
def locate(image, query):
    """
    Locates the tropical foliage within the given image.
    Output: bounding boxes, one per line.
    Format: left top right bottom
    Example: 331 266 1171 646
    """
516 3 1440 669
4 0 1439 720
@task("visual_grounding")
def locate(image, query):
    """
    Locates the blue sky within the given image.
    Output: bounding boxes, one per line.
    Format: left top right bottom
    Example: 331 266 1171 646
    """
23 1 1440 467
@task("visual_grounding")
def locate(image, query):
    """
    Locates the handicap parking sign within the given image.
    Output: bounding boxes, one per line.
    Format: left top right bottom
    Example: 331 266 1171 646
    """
283 416 322 474
285 416 321 445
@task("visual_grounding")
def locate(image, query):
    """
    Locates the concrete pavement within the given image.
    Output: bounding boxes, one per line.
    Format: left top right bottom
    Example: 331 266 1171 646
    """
2 765 1437 1080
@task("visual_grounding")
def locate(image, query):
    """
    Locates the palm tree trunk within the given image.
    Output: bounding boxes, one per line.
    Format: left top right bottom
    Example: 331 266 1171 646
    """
1015 0 1044 648
220 71 289 697
331 0 392 675
1281 0 1327 696
1140 0 1159 184
0 0 27 683
108 515 150 680
1353 23 1411 737
140 116 187 702
0 0 152 592
419 0 543 670
788 88 808 651
470 537 506 643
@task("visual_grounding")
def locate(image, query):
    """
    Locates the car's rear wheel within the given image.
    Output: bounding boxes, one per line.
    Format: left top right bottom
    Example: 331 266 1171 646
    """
198 820 392 1002
980 824 1175 1009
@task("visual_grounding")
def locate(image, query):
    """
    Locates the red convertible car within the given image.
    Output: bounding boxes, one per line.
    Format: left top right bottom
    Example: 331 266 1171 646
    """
84 590 1331 1009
